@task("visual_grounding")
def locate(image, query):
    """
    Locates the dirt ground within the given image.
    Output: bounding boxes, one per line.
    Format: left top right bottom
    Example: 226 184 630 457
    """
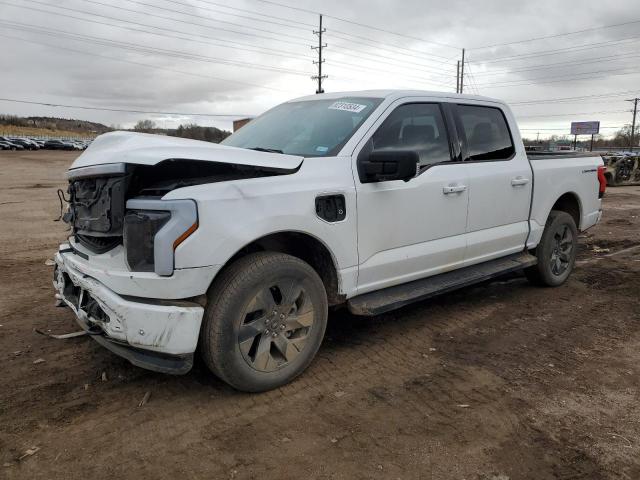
1 150 639 480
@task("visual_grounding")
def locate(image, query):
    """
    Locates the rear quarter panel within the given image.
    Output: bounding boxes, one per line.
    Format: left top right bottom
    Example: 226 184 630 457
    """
528 156 603 248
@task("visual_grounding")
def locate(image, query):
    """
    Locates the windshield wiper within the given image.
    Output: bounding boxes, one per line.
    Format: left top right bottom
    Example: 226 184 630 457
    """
248 147 284 154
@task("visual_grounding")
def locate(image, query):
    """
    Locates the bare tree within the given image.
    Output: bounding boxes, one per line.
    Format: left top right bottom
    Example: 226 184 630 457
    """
134 119 156 132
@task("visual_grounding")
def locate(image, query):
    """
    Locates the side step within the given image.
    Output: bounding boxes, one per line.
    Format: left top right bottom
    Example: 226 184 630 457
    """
347 252 537 316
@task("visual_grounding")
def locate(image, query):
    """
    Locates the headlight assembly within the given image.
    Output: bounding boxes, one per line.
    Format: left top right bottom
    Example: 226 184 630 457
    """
124 199 198 276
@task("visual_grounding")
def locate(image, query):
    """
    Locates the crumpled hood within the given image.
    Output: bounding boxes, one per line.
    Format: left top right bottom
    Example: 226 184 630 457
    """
69 131 304 171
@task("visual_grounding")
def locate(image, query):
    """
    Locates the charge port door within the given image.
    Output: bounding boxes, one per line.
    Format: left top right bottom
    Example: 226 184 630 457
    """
316 195 346 223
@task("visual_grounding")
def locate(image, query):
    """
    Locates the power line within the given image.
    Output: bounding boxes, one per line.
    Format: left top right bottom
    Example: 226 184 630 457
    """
0 32 301 93
516 109 630 119
0 22 313 77
158 0 313 31
470 18 640 50
475 67 640 88
471 34 640 64
325 60 453 89
330 44 453 79
507 90 640 106
180 0 315 28
1 1 307 60
329 32 452 65
79 0 310 42
246 0 460 50
470 51 640 77
0 98 252 117
15 0 308 48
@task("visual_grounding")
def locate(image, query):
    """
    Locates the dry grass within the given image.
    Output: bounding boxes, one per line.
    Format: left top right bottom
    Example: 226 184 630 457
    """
0 125 97 139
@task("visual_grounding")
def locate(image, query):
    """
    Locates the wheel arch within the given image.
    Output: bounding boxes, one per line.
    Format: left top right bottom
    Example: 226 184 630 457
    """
217 230 344 306
549 191 582 230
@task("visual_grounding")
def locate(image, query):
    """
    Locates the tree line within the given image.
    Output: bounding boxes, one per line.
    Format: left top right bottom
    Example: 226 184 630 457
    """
133 119 231 143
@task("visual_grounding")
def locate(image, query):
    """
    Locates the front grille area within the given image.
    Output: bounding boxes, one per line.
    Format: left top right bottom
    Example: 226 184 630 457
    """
76 233 122 254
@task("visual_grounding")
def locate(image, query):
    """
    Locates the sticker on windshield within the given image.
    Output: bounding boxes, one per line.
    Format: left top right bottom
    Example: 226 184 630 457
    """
329 101 367 113
316 146 329 153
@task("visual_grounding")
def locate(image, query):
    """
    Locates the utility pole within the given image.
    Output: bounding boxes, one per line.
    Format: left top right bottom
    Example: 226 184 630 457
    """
459 48 465 94
456 61 460 93
311 14 327 94
628 98 639 152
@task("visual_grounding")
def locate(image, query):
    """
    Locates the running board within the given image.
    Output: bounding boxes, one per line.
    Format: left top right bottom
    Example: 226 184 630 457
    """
347 252 537 316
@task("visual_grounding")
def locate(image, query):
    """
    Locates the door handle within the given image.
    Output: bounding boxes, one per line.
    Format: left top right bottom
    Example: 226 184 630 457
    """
511 176 530 186
443 185 467 194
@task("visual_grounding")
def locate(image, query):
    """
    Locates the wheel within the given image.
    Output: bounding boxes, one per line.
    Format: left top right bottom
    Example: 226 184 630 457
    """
525 210 578 287
200 252 328 392
10 146 16 151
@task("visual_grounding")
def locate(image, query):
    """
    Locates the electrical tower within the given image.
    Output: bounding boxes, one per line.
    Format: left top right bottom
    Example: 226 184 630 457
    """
459 48 465 94
628 98 639 152
312 14 327 94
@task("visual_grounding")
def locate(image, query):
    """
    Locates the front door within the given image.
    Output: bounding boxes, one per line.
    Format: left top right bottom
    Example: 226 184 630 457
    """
354 101 469 295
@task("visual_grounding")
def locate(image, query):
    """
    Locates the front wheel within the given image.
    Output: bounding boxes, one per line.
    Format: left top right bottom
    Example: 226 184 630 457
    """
525 210 578 287
200 252 328 392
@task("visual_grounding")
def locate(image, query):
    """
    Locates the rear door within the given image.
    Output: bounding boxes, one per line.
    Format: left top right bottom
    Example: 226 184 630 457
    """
452 103 532 265
353 100 470 295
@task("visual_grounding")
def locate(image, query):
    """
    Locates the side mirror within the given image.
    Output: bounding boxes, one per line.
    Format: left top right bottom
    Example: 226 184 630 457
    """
360 150 420 183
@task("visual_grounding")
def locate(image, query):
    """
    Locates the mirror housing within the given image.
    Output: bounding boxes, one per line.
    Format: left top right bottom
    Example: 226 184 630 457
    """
360 150 420 183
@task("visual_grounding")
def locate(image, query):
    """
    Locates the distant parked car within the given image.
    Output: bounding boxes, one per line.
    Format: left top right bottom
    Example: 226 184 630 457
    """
0 141 12 150
8 138 38 150
0 141 24 151
0 136 26 150
44 139 75 151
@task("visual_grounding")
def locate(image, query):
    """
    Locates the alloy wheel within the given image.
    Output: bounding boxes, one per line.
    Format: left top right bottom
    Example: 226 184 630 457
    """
238 278 314 372
549 224 574 276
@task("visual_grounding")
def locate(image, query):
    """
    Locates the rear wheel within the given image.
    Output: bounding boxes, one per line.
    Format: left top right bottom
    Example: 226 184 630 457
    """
525 210 578 287
200 252 328 392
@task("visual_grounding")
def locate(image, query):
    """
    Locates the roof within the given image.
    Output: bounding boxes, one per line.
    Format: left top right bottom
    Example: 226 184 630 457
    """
291 89 504 105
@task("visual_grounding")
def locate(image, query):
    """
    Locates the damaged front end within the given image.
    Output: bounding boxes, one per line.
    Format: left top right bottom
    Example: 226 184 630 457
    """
63 158 297 275
54 132 304 372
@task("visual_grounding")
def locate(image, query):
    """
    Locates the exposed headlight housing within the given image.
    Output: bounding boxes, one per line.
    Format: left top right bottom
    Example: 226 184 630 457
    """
124 210 171 272
124 199 198 276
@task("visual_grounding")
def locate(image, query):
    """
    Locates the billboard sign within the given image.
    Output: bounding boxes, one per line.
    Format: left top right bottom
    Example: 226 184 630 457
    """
571 121 600 135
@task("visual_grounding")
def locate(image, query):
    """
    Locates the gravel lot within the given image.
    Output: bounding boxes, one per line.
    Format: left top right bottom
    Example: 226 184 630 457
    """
1 150 639 480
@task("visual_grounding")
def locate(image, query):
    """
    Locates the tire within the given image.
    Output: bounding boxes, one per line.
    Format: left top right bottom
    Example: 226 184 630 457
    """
200 252 328 392
525 210 578 287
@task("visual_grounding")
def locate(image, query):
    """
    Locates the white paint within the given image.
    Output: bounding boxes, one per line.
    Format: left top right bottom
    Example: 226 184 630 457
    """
55 90 604 360
69 130 303 170
55 253 203 355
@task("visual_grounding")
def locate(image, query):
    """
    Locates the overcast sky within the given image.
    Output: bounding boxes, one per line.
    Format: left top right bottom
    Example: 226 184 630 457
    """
1 0 639 138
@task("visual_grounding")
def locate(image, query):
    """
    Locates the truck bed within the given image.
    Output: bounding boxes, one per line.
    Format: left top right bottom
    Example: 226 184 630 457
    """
527 151 602 160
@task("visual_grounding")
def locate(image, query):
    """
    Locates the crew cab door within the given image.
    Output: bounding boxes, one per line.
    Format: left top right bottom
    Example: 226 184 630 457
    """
451 103 532 265
353 101 469 295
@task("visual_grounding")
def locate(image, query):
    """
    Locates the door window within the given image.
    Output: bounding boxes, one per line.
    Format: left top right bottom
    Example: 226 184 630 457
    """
371 103 452 168
456 105 515 161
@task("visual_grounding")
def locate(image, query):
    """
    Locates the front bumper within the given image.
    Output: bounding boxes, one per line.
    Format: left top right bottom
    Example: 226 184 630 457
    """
54 251 204 374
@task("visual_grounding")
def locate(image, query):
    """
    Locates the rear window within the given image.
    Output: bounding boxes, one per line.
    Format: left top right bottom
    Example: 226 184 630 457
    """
457 105 514 161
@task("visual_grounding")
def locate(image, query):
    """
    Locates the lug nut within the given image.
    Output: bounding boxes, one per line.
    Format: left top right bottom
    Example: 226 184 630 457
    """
272 332 278 337
265 329 270 334
280 314 285 319
265 319 270 324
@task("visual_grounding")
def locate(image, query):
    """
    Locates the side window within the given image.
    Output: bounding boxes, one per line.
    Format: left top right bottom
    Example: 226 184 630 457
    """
456 105 515 161
371 103 452 167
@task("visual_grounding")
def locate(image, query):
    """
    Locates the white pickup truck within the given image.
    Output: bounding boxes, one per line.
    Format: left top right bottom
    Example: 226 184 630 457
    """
53 90 606 391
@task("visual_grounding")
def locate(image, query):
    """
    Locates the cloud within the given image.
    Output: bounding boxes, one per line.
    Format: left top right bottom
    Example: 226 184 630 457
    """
0 0 638 136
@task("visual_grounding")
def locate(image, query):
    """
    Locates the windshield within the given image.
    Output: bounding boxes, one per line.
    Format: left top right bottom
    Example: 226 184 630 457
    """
222 97 383 157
